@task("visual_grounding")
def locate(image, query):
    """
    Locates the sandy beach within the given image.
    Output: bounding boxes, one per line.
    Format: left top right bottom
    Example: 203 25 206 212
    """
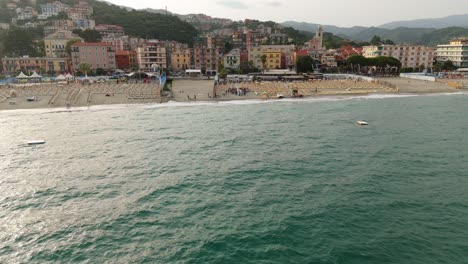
0 77 464 111
0 82 161 111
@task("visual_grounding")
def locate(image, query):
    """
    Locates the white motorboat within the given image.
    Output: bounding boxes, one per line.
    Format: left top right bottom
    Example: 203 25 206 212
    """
356 120 369 126
27 140 46 145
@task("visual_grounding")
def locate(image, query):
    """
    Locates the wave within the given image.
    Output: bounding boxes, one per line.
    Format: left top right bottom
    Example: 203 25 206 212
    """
1 92 465 115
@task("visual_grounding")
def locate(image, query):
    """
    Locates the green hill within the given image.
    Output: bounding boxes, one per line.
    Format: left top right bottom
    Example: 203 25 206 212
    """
89 0 199 44
2 0 200 44
417 27 468 46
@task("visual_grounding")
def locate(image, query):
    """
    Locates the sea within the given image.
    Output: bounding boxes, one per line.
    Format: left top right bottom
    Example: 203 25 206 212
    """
1 93 468 263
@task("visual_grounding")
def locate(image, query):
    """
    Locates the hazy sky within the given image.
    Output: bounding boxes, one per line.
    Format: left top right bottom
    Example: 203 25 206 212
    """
105 0 468 27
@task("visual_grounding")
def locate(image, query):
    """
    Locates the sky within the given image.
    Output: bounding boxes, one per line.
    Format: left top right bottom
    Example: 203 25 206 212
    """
104 0 468 27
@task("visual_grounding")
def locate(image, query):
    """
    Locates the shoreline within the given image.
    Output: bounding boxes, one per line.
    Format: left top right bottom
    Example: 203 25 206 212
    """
1 77 465 112
0 90 465 113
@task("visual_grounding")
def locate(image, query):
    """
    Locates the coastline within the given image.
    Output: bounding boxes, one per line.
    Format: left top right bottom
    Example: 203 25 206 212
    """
0 77 465 112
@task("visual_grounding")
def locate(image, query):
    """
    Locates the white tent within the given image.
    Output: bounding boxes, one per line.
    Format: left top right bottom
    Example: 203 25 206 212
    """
29 71 42 79
65 73 74 80
55 74 66 81
16 72 29 79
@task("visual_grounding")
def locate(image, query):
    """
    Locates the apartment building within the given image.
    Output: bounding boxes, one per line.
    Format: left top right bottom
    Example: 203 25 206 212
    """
95 24 125 38
40 1 66 17
363 45 435 68
71 42 116 71
44 30 82 58
115 50 138 70
190 47 220 74
136 42 167 71
248 45 295 70
171 50 191 71
436 38 468 68
2 56 70 74
223 49 241 69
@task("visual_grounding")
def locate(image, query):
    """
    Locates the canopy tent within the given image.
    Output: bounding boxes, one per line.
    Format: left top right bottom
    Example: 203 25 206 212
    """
29 71 42 79
55 74 66 81
127 72 154 79
65 73 74 80
16 72 29 79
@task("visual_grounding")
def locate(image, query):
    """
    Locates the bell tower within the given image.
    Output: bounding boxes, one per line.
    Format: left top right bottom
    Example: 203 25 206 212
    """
315 25 324 50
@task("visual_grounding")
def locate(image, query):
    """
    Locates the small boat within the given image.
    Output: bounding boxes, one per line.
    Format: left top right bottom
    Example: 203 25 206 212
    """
356 120 369 126
27 140 46 145
277 94 284 99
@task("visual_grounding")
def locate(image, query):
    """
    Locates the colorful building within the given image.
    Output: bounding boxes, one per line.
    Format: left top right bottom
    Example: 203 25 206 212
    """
2 56 70 75
71 42 116 72
248 45 295 70
190 47 220 74
44 30 82 58
115 50 137 70
171 50 191 72
263 49 282 70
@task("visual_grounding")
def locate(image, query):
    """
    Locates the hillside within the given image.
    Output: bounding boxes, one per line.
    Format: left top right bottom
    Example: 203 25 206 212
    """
379 14 468 29
0 0 200 44
89 1 199 43
417 27 468 46
349 27 435 43
281 21 366 37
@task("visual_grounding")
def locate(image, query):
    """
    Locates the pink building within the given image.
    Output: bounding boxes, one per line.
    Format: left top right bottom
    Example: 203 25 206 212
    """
71 42 116 72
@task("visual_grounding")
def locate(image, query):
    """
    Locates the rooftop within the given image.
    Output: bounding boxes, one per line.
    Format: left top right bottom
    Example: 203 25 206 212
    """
71 42 113 47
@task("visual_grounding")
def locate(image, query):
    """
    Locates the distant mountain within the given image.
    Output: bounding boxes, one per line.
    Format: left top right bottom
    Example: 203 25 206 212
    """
417 27 468 46
379 14 468 29
281 21 366 37
349 27 435 43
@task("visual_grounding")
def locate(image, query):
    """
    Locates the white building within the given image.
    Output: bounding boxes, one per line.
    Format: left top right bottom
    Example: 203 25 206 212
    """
436 38 468 68
136 42 168 71
363 45 435 69
40 1 66 17
224 49 241 69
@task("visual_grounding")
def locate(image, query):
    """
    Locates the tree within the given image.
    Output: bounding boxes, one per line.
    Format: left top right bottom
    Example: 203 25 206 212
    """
3 28 35 57
95 68 106 76
296 56 314 73
442 60 457 71
260 54 267 70
78 63 92 76
73 29 102 42
66 38 82 56
370 35 382 45
347 55 368 66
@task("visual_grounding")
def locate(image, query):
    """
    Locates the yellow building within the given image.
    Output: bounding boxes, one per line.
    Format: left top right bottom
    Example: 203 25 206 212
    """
44 30 82 58
248 45 293 70
2 56 71 74
171 50 191 71
264 49 282 70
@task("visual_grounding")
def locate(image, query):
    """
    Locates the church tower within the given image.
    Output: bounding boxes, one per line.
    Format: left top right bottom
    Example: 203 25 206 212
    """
315 25 324 50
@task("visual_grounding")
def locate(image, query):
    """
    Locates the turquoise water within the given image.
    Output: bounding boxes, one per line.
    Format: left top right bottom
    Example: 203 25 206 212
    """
1 94 468 263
